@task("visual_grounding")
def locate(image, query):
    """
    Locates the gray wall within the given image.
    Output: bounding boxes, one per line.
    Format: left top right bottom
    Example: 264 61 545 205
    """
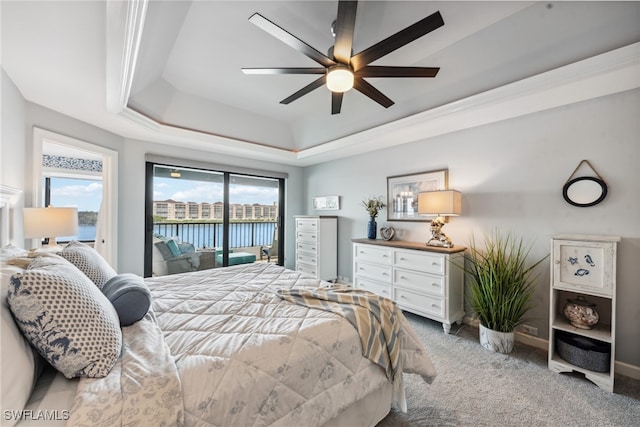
303 89 640 367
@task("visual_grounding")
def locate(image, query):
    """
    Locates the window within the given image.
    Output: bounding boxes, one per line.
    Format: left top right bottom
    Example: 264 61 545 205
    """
144 162 285 277
43 176 102 243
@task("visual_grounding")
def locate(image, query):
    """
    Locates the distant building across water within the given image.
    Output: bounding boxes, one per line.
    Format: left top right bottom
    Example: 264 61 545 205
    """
153 200 278 221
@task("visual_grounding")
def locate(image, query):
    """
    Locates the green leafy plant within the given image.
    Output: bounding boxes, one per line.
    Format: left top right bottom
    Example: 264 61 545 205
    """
361 196 386 218
462 230 548 333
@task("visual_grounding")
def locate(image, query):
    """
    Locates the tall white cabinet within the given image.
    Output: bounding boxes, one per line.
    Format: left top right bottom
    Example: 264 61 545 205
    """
352 239 465 334
294 216 338 281
548 234 620 392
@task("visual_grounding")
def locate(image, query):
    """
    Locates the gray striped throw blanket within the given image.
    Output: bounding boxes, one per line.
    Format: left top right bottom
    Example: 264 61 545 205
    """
276 285 401 381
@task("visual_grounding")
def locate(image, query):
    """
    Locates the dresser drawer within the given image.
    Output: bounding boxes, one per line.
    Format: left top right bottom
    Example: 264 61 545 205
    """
395 250 445 275
296 218 318 231
296 230 318 243
296 241 318 255
297 252 317 266
394 287 445 318
354 244 392 265
393 269 445 296
354 277 392 299
354 260 392 281
296 262 317 277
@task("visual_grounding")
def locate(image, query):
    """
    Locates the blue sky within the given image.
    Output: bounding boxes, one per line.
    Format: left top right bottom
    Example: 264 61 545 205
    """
50 177 279 212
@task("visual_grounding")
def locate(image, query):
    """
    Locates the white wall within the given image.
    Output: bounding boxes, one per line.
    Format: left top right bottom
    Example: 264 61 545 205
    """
302 89 640 367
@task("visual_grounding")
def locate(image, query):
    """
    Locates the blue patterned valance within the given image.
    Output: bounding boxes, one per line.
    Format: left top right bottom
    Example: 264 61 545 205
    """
43 155 102 173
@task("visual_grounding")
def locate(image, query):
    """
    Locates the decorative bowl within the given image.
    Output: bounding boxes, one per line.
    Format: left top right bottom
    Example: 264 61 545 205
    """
563 296 599 329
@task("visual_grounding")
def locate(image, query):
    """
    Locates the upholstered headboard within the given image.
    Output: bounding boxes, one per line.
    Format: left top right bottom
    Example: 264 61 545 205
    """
0 185 23 247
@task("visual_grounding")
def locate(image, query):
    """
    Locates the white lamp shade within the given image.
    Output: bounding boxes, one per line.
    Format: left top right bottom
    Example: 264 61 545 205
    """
24 207 79 239
418 190 462 216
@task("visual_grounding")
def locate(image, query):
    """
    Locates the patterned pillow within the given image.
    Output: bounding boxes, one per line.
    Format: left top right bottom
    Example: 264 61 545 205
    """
59 241 116 289
7 255 122 379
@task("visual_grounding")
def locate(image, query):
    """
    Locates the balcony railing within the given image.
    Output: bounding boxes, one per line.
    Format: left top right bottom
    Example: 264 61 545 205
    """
154 221 276 249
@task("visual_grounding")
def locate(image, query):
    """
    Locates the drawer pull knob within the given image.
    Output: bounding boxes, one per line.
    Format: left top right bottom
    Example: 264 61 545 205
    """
431 283 439 287
431 304 439 308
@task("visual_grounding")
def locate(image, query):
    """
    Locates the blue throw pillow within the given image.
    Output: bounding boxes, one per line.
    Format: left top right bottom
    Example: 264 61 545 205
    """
101 274 152 326
165 239 182 257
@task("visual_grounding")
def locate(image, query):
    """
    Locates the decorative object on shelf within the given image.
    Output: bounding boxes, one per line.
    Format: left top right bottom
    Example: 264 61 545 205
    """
24 206 79 248
380 226 396 241
361 196 385 240
562 160 608 207
312 195 340 210
417 190 461 248
387 169 447 221
458 230 548 353
563 296 599 329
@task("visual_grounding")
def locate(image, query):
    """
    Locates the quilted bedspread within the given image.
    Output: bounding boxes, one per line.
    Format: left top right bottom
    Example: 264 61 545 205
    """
70 263 436 427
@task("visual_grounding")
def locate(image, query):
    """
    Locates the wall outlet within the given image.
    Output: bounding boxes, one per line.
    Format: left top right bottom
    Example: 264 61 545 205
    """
521 324 538 336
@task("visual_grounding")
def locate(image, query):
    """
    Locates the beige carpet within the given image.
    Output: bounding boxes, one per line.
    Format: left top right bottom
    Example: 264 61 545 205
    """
377 312 640 426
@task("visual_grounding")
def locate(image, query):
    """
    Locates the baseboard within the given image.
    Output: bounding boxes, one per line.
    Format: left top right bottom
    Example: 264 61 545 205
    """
462 317 640 380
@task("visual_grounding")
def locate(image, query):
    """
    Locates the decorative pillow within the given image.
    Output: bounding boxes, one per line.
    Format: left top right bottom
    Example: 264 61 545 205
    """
154 239 174 260
7 255 122 379
165 239 182 257
1 263 37 426
59 240 116 289
101 274 152 326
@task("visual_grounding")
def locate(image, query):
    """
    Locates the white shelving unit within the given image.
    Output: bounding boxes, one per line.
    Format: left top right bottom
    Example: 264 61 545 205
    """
548 234 620 392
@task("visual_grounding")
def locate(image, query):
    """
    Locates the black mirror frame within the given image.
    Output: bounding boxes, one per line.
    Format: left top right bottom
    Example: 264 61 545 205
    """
562 176 608 207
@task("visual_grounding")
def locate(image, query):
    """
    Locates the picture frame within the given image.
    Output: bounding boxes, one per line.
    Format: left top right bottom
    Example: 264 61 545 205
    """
386 169 447 221
312 195 340 210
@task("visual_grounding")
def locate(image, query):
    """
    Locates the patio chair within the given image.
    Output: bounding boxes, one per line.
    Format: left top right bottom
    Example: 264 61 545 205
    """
260 226 278 263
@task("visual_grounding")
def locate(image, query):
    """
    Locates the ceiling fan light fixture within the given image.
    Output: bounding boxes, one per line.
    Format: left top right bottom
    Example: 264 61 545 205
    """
326 65 354 93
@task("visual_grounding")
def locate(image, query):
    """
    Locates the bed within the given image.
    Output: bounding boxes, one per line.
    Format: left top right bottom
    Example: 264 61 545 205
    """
1 242 436 427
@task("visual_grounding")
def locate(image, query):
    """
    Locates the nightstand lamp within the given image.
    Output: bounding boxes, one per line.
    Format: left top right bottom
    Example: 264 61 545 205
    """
417 190 462 248
24 206 78 249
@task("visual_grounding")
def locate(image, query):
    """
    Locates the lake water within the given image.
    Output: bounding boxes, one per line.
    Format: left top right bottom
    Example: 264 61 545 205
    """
64 223 276 249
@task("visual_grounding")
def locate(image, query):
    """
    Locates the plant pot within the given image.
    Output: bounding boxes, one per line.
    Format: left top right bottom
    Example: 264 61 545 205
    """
367 218 377 239
479 323 514 354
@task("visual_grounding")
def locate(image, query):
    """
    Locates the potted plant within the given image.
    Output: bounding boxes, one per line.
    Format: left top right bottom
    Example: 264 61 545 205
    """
361 196 385 239
462 230 548 353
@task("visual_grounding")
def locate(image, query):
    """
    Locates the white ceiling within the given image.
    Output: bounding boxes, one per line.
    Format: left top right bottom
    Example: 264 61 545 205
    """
2 1 639 165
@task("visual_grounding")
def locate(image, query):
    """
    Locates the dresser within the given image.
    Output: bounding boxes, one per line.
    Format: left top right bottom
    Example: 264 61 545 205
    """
294 216 338 281
352 239 465 333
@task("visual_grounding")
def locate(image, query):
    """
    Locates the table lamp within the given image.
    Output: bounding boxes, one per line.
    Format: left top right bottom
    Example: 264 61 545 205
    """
24 206 78 248
417 190 461 248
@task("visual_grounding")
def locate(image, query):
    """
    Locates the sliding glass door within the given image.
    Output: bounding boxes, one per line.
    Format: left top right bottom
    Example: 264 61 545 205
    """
144 163 284 277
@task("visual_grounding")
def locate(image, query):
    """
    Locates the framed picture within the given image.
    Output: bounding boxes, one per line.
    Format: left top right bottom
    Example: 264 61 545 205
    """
313 195 340 210
386 169 447 221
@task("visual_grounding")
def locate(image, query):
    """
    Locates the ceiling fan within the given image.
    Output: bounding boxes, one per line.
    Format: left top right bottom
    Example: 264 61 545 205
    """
242 0 444 115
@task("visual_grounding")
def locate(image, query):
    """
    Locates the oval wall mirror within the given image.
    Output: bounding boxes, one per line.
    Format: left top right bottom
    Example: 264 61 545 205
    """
562 177 608 207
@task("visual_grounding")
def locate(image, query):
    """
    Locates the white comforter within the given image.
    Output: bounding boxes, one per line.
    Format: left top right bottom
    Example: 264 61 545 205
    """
70 263 436 427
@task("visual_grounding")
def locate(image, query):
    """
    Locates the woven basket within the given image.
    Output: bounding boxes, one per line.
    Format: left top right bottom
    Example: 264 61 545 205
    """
556 331 610 373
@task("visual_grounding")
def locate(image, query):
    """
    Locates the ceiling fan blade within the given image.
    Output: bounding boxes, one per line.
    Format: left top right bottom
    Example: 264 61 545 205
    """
331 92 344 115
353 78 394 108
356 66 439 78
280 75 327 105
333 1 358 64
242 68 326 75
350 11 444 72
249 13 336 68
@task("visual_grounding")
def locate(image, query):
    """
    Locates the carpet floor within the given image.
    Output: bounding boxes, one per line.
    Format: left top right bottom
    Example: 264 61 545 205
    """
377 312 640 426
